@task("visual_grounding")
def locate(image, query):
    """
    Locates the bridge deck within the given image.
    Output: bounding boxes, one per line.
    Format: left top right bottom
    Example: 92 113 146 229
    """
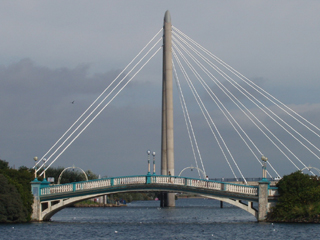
38 175 278 202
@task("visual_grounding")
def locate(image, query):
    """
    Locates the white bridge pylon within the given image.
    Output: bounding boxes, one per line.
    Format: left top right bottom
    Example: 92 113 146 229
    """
32 11 320 190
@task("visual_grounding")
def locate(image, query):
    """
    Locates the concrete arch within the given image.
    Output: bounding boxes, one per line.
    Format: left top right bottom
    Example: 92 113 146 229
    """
39 186 259 221
41 193 100 221
199 195 258 219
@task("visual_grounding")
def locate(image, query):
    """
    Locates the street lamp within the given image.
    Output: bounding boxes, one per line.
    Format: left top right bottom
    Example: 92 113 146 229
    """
152 152 156 175
42 158 47 180
147 150 151 175
261 155 268 179
33 156 38 179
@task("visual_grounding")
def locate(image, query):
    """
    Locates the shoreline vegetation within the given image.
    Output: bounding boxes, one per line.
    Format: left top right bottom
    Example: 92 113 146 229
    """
1 159 320 223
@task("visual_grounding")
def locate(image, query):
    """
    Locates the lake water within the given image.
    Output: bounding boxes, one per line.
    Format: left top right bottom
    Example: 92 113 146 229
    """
1 198 320 239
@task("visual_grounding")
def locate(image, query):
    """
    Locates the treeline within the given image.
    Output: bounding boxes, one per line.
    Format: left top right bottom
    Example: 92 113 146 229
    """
0 160 33 223
0 160 159 223
267 171 320 222
0 160 100 223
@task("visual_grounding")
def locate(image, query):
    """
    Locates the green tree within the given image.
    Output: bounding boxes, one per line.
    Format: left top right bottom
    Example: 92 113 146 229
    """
0 174 29 223
0 159 34 223
85 170 99 180
0 159 101 223
0 160 9 170
268 171 320 222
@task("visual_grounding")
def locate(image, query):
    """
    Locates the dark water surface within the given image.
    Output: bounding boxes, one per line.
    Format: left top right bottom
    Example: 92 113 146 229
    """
1 198 320 239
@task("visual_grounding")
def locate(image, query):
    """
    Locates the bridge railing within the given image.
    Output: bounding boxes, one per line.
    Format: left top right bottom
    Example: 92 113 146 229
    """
39 174 274 197
225 183 258 195
113 176 146 185
41 183 73 195
210 177 277 182
268 186 279 197
151 175 258 195
76 178 111 190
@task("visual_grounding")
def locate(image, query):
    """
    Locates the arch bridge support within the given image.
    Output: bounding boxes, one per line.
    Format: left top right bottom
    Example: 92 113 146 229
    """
203 195 258 219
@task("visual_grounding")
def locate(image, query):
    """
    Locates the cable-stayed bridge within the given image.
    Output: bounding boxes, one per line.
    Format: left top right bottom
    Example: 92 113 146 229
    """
31 11 319 222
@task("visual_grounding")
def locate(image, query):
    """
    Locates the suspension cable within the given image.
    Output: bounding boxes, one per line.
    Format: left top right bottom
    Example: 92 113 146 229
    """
174 34 299 176
34 28 163 170
173 46 241 181
173 36 279 178
173 33 302 172
173 59 204 178
173 44 248 182
173 26 320 138
37 37 162 174
39 47 162 176
172 30 314 174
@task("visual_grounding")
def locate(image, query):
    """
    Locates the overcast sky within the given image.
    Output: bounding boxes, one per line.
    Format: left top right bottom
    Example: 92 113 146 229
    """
1 1 320 179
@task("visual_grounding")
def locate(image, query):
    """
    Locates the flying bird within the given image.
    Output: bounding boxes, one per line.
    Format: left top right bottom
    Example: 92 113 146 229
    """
71 101 75 104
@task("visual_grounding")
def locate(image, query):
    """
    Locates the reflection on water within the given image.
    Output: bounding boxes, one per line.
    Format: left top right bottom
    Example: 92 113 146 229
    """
1 198 320 240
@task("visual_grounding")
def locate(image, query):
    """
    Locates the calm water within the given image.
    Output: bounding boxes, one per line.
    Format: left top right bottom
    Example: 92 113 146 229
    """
1 198 320 239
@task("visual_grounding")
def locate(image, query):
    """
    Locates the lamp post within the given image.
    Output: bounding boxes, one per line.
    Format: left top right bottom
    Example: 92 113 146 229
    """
33 156 38 179
147 150 151 175
42 158 47 180
152 152 156 175
261 155 268 180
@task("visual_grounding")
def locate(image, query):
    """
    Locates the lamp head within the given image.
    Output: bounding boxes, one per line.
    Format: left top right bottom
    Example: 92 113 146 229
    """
261 155 268 162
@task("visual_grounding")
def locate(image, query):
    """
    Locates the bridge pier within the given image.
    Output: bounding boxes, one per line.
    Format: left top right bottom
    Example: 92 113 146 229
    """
31 198 41 221
258 180 269 221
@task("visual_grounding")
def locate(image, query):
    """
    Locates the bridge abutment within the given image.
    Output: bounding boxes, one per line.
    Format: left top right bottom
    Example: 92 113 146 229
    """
31 179 42 221
31 178 51 221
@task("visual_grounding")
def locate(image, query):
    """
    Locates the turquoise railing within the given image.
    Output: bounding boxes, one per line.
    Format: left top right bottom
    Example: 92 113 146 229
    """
39 174 275 197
